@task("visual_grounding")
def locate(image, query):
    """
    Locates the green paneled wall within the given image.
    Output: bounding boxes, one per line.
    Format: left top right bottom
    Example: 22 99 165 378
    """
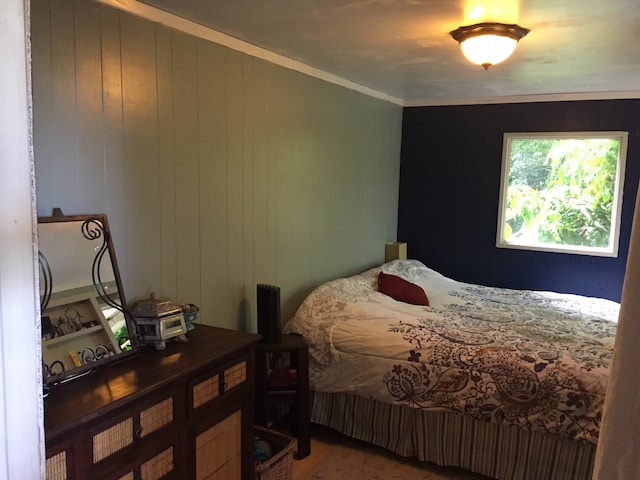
31 0 402 331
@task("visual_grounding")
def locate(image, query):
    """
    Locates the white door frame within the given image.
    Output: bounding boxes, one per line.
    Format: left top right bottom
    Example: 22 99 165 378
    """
0 0 44 478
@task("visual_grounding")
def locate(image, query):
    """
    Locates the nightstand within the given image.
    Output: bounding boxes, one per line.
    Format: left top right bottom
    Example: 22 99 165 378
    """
255 333 310 459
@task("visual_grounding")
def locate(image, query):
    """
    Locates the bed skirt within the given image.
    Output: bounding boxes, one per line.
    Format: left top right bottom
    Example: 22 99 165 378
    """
311 391 595 480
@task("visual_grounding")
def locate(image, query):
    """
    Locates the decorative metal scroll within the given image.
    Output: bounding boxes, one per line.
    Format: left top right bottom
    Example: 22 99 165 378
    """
38 250 53 311
81 217 125 314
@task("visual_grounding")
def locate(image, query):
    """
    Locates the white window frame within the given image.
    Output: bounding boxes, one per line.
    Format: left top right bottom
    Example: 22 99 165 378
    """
496 131 628 257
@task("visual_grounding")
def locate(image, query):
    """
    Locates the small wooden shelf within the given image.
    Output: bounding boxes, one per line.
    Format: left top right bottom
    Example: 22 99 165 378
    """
255 333 310 459
266 389 298 396
44 325 103 346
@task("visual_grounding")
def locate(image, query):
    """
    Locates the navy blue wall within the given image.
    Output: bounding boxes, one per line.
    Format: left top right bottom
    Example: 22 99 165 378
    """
398 99 640 302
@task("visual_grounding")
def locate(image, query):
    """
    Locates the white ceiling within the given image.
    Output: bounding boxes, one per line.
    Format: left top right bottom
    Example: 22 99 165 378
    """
125 0 640 106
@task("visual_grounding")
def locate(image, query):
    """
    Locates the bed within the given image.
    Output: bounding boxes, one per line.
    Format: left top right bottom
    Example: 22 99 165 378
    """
283 259 620 480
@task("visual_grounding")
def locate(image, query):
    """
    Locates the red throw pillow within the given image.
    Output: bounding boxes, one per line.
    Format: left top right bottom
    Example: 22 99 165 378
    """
378 272 429 306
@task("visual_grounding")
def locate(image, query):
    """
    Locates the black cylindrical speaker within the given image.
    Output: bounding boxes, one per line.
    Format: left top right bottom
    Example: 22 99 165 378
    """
257 284 281 344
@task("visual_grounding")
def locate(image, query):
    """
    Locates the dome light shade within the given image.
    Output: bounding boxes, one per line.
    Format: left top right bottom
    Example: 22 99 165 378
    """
450 23 530 70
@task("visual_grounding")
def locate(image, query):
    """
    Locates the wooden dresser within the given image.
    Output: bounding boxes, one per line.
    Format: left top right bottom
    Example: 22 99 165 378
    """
44 325 260 480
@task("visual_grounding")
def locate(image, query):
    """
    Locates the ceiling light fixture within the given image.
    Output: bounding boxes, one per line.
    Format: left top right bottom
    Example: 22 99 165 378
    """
450 22 530 70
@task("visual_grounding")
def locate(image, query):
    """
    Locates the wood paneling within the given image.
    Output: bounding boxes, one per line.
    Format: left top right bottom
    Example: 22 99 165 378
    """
31 0 402 328
400 101 640 301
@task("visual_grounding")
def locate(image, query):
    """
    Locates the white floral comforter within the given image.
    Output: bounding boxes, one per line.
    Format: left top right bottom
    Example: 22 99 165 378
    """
283 260 620 444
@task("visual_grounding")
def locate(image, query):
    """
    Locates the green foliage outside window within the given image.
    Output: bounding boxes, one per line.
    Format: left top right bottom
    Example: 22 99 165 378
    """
498 132 627 256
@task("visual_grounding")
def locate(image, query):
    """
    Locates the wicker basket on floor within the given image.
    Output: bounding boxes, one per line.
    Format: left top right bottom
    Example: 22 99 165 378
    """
254 426 295 480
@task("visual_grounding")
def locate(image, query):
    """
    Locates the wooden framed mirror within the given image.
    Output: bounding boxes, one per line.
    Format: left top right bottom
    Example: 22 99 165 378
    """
38 211 137 388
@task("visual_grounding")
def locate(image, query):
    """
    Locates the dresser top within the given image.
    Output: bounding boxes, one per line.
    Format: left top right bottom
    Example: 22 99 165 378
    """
45 325 260 438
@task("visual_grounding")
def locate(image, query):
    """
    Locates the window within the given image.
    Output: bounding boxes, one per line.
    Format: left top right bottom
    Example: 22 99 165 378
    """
496 132 628 257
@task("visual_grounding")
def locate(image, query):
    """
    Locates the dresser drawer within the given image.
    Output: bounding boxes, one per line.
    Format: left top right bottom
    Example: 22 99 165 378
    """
195 409 242 479
45 438 75 480
139 396 175 438
89 388 181 465
92 415 134 463
189 357 247 413
46 398 178 480
94 439 179 480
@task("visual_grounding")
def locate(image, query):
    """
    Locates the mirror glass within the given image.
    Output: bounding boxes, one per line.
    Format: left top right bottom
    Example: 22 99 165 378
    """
38 213 137 387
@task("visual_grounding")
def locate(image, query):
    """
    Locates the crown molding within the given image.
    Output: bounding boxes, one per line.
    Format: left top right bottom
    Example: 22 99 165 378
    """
96 0 404 106
404 90 640 107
